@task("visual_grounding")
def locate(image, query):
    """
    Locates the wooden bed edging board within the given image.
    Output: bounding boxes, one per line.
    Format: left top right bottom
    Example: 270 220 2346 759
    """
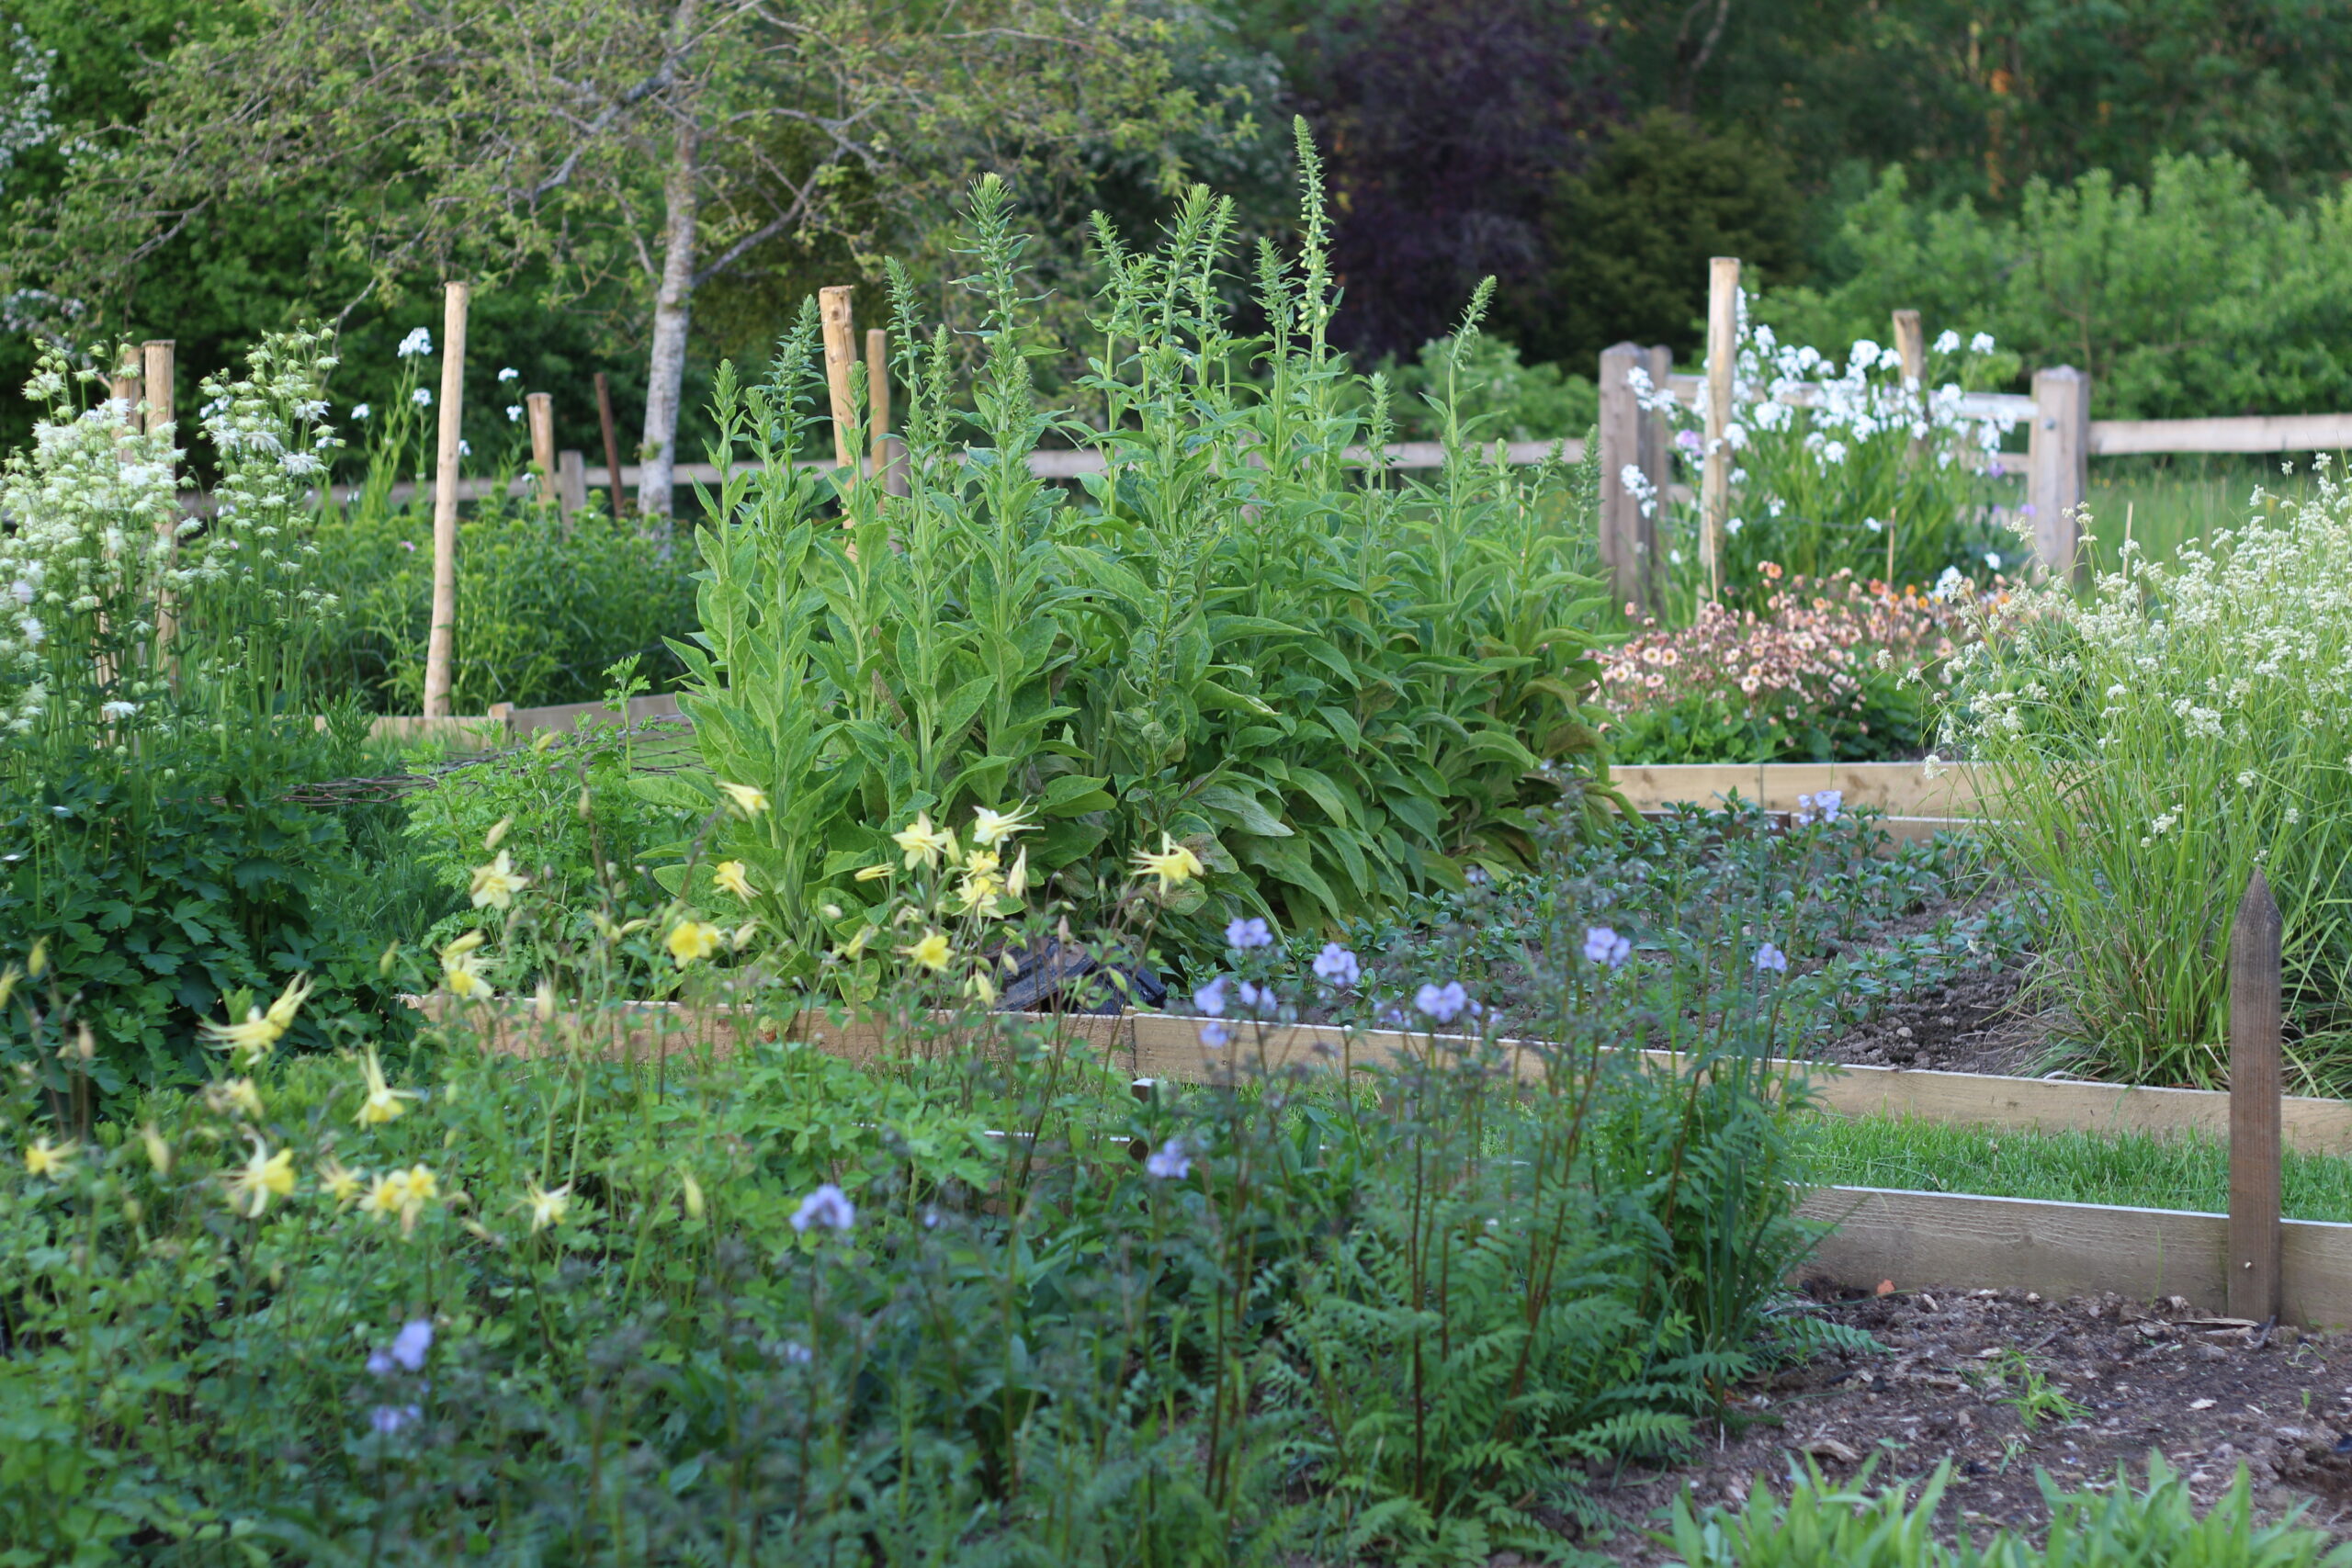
1609 760 1983 818
418 999 2352 1155
1796 1186 2352 1329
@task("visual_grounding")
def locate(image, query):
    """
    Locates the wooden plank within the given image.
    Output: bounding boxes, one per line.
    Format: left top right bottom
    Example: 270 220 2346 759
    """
1796 1186 2352 1329
2230 870 2285 1320
2090 414 2352 457
1607 761 1985 818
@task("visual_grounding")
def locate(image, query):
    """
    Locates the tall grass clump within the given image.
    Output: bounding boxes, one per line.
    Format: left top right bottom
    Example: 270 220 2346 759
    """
662 122 1610 969
0 772 1820 1563
1944 465 2352 1089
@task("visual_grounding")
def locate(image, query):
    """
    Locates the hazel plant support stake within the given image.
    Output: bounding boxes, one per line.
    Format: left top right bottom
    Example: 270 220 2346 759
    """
422 281 469 720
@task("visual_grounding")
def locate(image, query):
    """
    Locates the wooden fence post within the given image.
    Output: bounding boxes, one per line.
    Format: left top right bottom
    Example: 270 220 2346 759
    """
865 326 899 491
422 280 469 721
1700 257 1740 603
556 450 589 517
1892 310 1924 389
2229 867 2284 1323
2029 366 2089 581
1598 343 1650 613
526 392 558 508
819 287 859 485
594 372 628 522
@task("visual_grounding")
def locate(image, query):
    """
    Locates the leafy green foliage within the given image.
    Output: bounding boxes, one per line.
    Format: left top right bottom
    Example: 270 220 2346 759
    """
0 737 412 1093
1381 330 1598 444
674 141 1611 967
1668 1456 2352 1568
1760 156 2352 421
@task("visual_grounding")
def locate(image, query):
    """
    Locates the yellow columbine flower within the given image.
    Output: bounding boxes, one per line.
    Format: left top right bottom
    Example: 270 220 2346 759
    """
899 929 953 973
718 781 770 818
836 924 876 961
666 919 722 967
1006 847 1030 898
355 1046 420 1127
221 1077 265 1122
893 810 953 870
318 1157 363 1205
712 860 755 901
469 850 529 910
23 1136 73 1180
854 863 892 882
517 1179 571 1234
401 1164 438 1203
970 804 1035 849
141 1122 171 1176
484 814 514 852
363 1168 412 1219
225 1137 297 1219
954 872 1005 916
201 973 314 1064
1131 834 1205 892
440 931 490 998
729 920 759 952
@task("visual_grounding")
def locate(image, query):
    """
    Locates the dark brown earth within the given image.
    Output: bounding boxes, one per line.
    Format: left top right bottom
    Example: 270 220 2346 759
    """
1574 1286 2352 1563
1810 962 2067 1078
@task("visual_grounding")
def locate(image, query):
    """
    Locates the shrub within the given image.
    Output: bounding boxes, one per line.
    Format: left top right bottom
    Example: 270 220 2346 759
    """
1600 570 1984 763
1759 156 2352 422
664 132 1611 968
1943 470 2352 1089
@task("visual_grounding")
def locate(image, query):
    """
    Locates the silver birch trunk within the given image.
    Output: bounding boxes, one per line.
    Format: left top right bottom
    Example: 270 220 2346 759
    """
637 121 698 520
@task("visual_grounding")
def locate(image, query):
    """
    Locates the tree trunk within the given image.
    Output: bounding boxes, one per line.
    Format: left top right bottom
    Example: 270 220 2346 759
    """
638 120 698 520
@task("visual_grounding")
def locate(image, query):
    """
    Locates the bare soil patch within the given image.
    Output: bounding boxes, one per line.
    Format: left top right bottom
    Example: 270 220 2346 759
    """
1581 1287 2352 1562
1809 963 2065 1078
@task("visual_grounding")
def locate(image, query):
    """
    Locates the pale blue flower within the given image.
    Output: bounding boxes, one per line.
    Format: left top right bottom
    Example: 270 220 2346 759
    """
396 327 432 358
370 1404 421 1434
411 387 432 408
1193 976 1227 1017
1237 980 1277 1015
497 366 520 383
1414 981 1469 1024
1754 942 1789 974
1145 1139 1191 1179
1583 926 1630 968
349 402 371 422
1312 942 1360 987
791 1182 856 1234
390 1318 433 1371
1199 1021 1230 1048
505 403 523 423
1226 917 1272 951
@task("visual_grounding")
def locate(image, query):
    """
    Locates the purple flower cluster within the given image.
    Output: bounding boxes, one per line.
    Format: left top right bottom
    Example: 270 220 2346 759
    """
792 1183 857 1234
1414 981 1470 1024
1582 926 1631 968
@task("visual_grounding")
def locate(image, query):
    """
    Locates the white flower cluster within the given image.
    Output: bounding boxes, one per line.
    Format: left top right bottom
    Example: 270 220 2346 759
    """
0 348 181 736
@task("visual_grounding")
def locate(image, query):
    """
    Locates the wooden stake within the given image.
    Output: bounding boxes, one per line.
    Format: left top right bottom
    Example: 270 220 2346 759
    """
865 326 889 477
819 287 859 481
594 372 628 522
2028 366 2091 582
1598 343 1649 612
143 340 178 662
2229 867 2284 1323
526 392 558 506
1700 257 1740 604
422 281 469 720
1892 309 1925 389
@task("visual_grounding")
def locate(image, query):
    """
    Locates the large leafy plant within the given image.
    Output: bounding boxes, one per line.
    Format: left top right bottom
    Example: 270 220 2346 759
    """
661 127 1610 971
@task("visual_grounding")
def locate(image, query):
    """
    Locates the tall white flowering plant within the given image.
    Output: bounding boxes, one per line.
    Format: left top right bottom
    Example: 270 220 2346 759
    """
1634 309 2021 604
0 328 342 766
1943 465 2352 1090
0 346 183 752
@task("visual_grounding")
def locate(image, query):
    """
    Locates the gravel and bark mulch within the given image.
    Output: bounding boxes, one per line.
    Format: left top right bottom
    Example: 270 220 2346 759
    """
1577 1286 2352 1563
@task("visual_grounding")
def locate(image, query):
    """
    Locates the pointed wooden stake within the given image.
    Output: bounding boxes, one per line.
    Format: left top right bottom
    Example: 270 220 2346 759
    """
819 287 859 485
422 280 469 720
2228 867 2284 1323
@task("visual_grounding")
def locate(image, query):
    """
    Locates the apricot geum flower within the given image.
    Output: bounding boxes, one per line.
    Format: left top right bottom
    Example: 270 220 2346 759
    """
1132 834 1204 892
469 850 528 910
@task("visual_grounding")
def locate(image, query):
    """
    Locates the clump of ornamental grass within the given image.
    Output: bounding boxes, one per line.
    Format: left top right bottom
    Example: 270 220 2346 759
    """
1629 312 2020 605
0 773 1825 1564
1600 565 1993 762
1942 462 2352 1089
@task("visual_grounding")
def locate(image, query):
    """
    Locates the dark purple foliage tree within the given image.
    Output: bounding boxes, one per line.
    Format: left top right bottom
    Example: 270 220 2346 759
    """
1291 0 1620 360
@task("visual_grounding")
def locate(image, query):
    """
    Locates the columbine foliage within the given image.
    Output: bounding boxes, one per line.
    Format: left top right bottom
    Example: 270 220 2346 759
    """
1944 466 2352 1089
666 129 1609 971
